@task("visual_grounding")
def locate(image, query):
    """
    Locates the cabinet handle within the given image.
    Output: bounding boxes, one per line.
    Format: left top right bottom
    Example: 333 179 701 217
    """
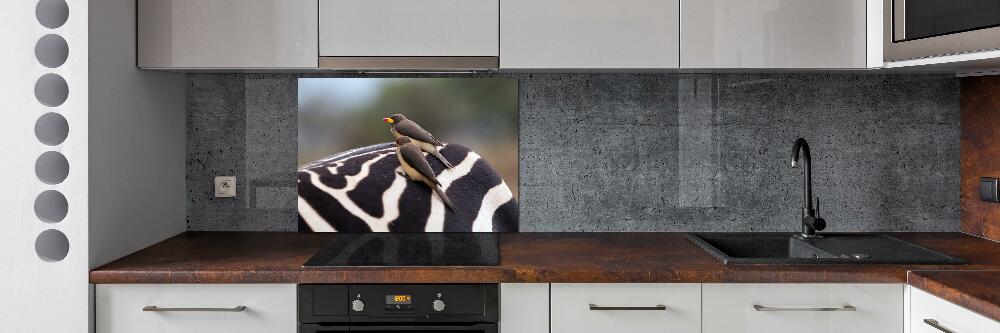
923 319 955 333
589 304 667 311
753 304 856 312
142 306 247 312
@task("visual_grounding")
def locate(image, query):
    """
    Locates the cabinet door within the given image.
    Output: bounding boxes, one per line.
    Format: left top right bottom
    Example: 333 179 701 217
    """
551 283 700 333
702 283 903 333
319 0 499 57
680 0 867 68
96 284 297 333
501 0 680 69
910 287 1000 333
138 0 318 68
500 283 548 333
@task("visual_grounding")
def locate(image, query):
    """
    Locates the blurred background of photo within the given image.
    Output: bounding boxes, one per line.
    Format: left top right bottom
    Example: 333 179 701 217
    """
298 78 519 198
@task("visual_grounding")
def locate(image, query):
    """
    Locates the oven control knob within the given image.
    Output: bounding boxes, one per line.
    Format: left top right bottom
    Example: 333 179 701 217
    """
432 299 446 312
351 299 365 312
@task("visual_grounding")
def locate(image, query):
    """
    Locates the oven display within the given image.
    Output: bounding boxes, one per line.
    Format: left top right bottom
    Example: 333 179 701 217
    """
386 295 412 304
385 295 414 311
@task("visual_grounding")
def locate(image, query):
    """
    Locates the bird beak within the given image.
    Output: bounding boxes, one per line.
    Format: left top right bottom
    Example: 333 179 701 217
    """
383 117 394 124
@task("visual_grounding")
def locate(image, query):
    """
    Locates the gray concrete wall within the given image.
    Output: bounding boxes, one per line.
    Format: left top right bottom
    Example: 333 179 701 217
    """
186 73 960 232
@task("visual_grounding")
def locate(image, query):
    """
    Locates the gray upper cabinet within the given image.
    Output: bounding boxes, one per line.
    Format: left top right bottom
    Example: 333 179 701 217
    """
318 0 499 57
134 0 877 70
137 0 318 69
680 0 869 69
501 0 680 69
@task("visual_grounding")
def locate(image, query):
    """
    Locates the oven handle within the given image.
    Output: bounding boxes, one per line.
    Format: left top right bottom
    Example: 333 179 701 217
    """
299 323 496 332
348 323 497 332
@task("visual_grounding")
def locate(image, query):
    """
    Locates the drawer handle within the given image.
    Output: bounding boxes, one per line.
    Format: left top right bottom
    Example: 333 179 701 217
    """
142 306 247 312
923 319 955 333
589 304 667 311
753 304 856 312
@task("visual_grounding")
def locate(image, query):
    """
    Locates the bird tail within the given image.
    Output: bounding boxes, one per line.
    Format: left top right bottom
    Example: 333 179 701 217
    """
433 185 456 212
431 151 454 168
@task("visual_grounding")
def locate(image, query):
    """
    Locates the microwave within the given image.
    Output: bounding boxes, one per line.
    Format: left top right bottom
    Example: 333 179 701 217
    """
884 0 1000 62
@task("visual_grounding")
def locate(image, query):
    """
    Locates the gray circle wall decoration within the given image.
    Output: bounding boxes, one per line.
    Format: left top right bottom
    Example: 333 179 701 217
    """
34 73 69 107
34 190 68 223
35 34 69 68
35 112 69 145
35 0 69 29
35 229 69 262
35 151 69 184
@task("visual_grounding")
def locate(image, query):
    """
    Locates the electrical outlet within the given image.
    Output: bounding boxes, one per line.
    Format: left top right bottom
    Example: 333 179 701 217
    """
981 177 999 202
215 176 236 198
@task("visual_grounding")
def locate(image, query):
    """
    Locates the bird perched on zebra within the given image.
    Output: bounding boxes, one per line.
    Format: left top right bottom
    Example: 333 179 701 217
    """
383 114 453 168
394 136 456 211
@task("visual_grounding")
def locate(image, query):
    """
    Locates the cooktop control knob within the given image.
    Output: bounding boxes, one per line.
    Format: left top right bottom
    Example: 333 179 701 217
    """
351 299 365 312
432 299 446 312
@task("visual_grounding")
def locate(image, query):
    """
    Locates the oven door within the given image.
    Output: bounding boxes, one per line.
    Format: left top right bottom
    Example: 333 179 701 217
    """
300 323 498 333
884 0 1000 61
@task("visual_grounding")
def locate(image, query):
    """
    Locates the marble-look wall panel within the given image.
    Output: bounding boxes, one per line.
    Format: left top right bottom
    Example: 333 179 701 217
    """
960 76 1000 241
186 73 960 232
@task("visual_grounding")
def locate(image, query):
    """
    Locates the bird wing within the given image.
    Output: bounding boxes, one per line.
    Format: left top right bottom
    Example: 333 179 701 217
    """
395 120 441 146
399 144 440 185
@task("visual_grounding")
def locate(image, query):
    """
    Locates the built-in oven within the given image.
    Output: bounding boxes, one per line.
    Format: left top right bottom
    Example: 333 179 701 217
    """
884 0 1000 61
299 284 498 333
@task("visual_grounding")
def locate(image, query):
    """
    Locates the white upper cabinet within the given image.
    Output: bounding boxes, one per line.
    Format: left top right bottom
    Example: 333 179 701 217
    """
319 0 499 57
680 0 871 69
500 0 680 69
138 0 318 69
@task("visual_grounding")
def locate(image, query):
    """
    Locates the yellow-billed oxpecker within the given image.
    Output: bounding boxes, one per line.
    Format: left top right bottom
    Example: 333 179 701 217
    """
383 114 454 168
394 137 456 211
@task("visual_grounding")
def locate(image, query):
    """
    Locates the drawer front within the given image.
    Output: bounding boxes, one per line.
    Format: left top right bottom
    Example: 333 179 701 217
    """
910 287 1000 333
96 284 296 333
551 283 700 333
703 283 903 333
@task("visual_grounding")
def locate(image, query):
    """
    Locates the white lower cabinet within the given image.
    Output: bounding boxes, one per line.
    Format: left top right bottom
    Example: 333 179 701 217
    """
702 283 903 333
500 283 549 333
96 284 297 333
910 286 1000 333
551 283 701 333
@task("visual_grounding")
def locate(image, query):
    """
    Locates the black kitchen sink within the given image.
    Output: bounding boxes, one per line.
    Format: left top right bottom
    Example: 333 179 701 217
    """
687 233 966 265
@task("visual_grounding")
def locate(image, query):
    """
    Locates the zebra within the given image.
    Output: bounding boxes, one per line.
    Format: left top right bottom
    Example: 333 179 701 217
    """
298 143 519 232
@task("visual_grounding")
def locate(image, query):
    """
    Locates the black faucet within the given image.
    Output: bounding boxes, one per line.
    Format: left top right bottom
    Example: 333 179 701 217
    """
791 138 826 237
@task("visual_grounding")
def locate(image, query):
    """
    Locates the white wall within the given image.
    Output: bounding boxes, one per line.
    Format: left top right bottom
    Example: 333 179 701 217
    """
88 0 186 270
0 0 90 331
0 0 185 331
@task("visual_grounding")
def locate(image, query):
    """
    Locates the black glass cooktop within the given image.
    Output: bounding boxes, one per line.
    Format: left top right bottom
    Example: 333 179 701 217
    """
303 233 499 267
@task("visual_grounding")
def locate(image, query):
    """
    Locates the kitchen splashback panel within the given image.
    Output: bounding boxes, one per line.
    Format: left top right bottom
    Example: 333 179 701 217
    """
186 73 959 232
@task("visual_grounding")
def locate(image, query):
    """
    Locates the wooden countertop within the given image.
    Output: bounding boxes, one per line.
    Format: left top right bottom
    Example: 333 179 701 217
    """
908 270 1000 322
91 232 1000 284
90 232 1000 321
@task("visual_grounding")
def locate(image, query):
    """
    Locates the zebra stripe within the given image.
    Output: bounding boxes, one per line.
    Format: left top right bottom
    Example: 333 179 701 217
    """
297 143 518 232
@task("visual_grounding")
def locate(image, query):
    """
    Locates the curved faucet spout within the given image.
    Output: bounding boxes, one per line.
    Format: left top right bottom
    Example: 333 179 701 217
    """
791 138 813 212
791 138 824 237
